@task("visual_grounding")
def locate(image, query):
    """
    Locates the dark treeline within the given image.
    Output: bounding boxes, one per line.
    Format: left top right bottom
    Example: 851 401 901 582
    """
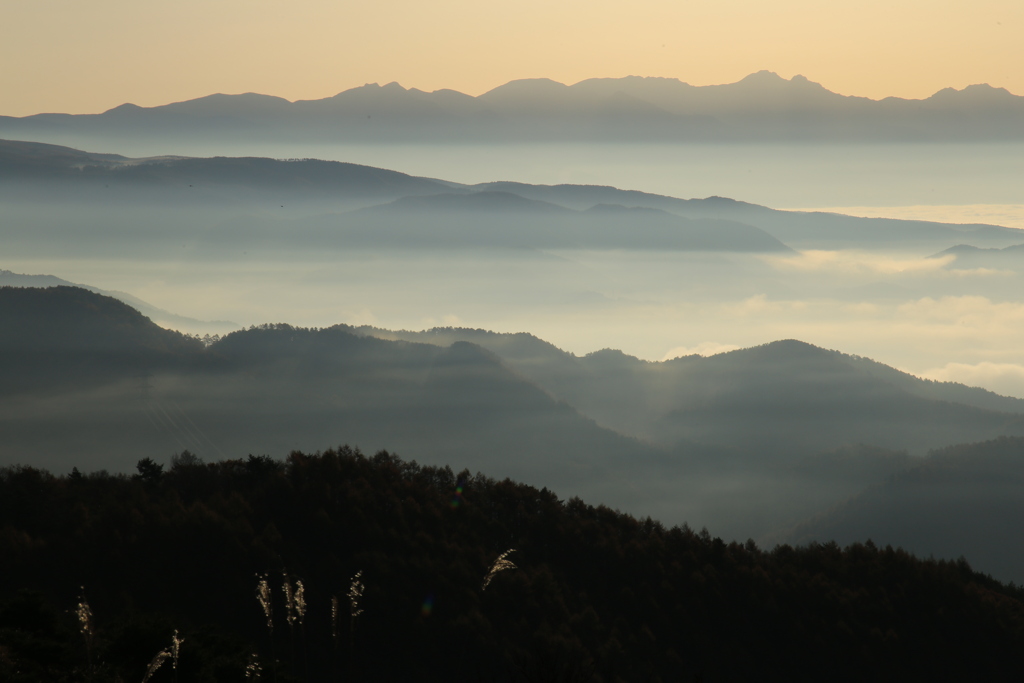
1 448 1023 682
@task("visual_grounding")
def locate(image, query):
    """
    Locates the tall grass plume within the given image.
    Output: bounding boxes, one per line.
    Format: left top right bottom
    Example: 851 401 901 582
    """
482 549 517 590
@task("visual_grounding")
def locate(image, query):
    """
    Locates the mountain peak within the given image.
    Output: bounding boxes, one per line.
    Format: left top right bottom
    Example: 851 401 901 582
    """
479 78 570 101
104 102 143 114
738 70 787 84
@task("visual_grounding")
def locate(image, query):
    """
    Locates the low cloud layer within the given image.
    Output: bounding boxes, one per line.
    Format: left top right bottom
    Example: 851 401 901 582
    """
765 250 956 275
8 249 1024 400
922 362 1024 400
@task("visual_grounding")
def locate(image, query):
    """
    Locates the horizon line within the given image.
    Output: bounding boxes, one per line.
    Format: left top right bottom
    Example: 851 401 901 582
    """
7 71 1018 118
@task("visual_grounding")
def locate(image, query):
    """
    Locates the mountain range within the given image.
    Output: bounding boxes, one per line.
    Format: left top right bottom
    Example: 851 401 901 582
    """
5 284 1024 582
3 72 1023 143
4 138 1022 255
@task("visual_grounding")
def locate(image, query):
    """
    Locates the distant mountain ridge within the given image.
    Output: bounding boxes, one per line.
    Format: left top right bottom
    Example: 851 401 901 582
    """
5 138 1023 251
3 72 1024 143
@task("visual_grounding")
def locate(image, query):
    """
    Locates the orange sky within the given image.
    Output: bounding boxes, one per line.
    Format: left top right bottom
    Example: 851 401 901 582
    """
2 0 1022 116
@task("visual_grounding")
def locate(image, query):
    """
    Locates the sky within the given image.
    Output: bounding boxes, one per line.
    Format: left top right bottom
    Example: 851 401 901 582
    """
2 0 1022 116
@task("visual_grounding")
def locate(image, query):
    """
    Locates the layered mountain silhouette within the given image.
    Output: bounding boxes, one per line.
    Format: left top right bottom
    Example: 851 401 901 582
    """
351 327 1024 457
4 72 1023 143
271 191 791 251
5 138 1022 252
0 286 672 507
6 284 1024 580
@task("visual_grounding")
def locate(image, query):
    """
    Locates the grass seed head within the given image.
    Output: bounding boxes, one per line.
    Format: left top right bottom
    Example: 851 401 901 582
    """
171 629 183 669
331 596 339 640
348 570 365 619
141 649 171 683
255 573 273 630
482 549 518 591
76 588 94 638
282 572 298 627
294 579 306 625
245 652 262 681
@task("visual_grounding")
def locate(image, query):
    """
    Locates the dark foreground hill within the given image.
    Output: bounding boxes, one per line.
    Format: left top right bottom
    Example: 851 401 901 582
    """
1 448 1023 683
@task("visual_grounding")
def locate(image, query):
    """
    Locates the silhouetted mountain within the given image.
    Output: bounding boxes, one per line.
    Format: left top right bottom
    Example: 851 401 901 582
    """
6 139 1022 251
786 436 1024 583
0 138 456 204
280 191 791 251
466 183 1024 248
0 285 204 392
0 287 671 508
5 73 1024 144
0 269 236 332
9 286 1024 562
351 329 1024 458
3 449 1024 682
932 242 1024 269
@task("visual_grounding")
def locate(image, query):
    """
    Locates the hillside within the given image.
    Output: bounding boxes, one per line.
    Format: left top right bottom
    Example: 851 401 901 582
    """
0 270 237 332
0 287 669 509
1 449 1023 682
0 138 455 203
7 286 1024 557
351 329 1024 457
277 192 792 252
0 285 204 392
785 436 1024 583
5 139 1021 253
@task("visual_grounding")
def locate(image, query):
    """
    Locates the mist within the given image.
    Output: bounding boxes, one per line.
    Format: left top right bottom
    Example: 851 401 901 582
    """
5 133 1024 583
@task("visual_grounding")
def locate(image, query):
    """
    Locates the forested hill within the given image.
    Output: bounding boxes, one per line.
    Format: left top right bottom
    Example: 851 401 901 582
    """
0 285 203 391
1 448 1023 682
0 286 668 504
785 436 1024 581
352 326 1024 456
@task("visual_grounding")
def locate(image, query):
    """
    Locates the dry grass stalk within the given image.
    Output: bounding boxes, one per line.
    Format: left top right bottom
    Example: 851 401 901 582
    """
141 649 171 683
282 573 297 627
330 595 339 641
171 629 184 669
245 652 262 681
282 572 307 628
482 549 517 590
76 589 94 638
256 573 273 631
294 579 307 626
348 570 365 619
